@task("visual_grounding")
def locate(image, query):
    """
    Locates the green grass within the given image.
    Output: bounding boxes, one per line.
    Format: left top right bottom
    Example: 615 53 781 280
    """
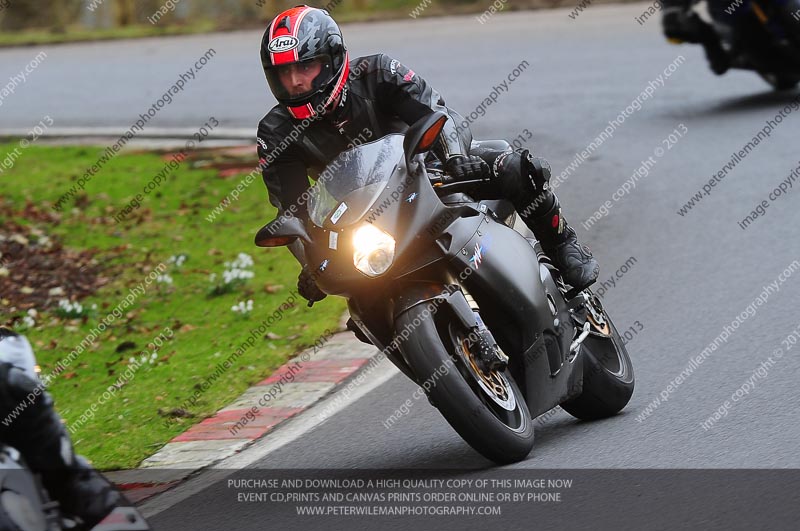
1 142 346 470
0 21 217 47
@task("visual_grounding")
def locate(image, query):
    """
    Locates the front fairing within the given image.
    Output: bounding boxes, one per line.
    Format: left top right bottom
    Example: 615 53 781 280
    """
302 135 450 296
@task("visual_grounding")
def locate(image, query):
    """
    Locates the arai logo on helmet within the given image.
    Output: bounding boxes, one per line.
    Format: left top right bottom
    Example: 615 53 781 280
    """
268 36 299 54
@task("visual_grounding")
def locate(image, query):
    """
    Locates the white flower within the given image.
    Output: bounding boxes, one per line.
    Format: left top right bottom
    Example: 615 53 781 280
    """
212 253 256 291
168 254 188 267
228 253 254 270
231 300 254 314
22 315 35 329
156 274 173 285
57 299 84 316
222 268 254 284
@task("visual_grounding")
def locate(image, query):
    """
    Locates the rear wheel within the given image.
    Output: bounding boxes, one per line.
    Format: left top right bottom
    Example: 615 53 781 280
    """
397 305 534 464
560 293 635 420
758 71 800 90
776 0 800 49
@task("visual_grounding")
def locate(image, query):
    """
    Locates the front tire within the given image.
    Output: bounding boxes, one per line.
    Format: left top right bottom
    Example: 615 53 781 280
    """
397 305 534 464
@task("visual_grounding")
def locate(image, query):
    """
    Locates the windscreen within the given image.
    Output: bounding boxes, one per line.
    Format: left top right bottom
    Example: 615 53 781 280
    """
307 134 404 227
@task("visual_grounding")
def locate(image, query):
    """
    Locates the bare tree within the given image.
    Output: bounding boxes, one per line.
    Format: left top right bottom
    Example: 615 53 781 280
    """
113 0 135 26
0 0 83 32
136 0 167 22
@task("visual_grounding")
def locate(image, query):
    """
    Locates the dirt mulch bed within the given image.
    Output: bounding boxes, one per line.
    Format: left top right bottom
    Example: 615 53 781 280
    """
0 201 110 319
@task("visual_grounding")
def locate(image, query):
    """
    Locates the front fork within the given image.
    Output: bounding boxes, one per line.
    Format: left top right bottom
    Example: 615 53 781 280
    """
456 290 509 373
348 283 504 386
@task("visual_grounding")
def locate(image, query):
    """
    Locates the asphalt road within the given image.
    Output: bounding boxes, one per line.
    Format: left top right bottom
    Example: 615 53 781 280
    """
3 2 800 529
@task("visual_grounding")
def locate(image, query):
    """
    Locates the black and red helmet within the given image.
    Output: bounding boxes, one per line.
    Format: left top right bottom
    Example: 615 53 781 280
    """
261 5 349 120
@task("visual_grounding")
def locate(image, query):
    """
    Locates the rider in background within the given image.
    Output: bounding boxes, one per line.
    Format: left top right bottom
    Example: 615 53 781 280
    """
0 327 126 529
256 5 599 305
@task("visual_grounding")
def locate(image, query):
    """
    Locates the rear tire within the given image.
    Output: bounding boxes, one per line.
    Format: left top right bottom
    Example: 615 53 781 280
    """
776 0 800 49
560 305 635 421
397 305 534 464
759 71 800 90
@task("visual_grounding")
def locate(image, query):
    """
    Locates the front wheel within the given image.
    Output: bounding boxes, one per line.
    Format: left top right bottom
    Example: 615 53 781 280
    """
560 293 635 420
397 305 534 464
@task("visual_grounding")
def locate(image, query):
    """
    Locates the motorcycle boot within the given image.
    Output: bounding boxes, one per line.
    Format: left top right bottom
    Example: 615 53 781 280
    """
0 331 125 529
492 150 599 291
528 197 600 291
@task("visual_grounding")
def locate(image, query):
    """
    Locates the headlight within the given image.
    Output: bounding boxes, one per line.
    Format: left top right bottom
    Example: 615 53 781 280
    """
353 224 395 277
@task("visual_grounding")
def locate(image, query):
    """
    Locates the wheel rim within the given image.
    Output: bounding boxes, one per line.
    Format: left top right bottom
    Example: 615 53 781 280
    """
446 323 527 432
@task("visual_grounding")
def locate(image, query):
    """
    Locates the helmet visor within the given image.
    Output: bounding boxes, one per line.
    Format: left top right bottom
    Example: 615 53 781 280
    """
265 55 335 104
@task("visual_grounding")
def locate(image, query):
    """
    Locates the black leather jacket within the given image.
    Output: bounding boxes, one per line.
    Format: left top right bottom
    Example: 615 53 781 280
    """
256 53 469 215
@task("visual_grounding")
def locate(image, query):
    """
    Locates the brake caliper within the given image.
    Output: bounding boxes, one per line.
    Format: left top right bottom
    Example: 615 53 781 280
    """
467 313 508 373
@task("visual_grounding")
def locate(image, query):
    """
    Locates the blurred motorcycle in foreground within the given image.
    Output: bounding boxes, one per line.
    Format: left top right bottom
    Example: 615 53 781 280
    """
0 447 150 531
0 330 150 531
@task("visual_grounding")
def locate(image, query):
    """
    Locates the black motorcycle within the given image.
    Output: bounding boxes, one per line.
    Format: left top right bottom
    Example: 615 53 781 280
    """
683 0 800 88
0 445 150 531
256 113 635 464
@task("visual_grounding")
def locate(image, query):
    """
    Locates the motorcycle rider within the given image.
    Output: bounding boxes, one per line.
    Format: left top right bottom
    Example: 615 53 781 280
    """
256 5 599 305
0 327 126 529
661 0 731 74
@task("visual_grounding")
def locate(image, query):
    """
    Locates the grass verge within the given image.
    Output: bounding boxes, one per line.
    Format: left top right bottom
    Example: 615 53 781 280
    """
0 141 345 470
0 0 608 48
0 20 217 47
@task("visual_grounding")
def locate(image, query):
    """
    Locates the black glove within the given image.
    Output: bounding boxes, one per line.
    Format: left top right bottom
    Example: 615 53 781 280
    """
297 266 326 304
444 155 490 183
